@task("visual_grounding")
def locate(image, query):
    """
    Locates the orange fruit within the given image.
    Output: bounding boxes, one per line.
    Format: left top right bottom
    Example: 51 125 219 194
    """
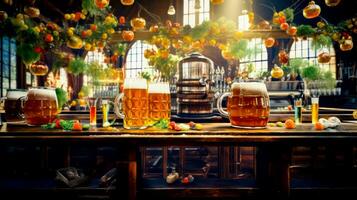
314 122 325 130
284 119 296 129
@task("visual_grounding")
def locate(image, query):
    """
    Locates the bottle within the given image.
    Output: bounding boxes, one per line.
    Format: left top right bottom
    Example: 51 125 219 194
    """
294 98 303 124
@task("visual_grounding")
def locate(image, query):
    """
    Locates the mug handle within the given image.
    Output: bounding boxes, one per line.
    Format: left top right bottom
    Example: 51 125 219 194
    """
107 100 118 126
217 92 231 118
114 93 124 119
18 96 27 119
0 97 6 110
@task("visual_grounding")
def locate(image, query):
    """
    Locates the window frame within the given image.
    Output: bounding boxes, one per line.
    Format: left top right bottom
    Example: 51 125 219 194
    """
125 40 155 78
0 36 17 97
183 0 210 27
239 38 269 73
289 38 336 77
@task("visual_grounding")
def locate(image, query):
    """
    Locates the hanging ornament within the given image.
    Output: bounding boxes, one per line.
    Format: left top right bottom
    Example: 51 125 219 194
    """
121 30 135 42
303 1 321 19
317 51 331 63
271 65 284 79
278 49 289 64
325 0 341 7
29 61 49 76
95 0 110 9
167 4 176 16
211 0 224 5
121 0 134 6
340 36 353 51
130 17 146 31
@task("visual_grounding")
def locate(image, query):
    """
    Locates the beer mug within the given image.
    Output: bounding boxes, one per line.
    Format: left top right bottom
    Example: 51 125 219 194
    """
115 78 149 129
148 82 171 126
2 89 27 123
217 82 270 128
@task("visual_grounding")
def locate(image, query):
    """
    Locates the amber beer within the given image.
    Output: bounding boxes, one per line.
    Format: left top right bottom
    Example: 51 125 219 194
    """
148 82 171 125
218 82 270 128
2 89 27 122
23 88 59 126
122 78 149 129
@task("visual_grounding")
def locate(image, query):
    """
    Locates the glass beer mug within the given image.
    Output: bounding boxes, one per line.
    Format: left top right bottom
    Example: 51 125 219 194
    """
114 78 149 129
22 88 59 126
1 89 27 123
217 82 270 128
148 82 171 126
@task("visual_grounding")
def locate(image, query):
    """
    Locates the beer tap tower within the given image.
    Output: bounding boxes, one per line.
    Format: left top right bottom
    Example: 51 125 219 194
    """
176 53 215 117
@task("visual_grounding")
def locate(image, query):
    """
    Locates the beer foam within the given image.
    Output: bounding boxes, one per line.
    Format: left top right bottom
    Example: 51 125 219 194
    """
26 88 58 106
231 82 268 96
6 90 27 100
124 78 147 89
148 83 170 94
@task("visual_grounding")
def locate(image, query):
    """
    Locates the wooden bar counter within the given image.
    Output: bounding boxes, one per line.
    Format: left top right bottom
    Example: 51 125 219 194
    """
1 123 357 200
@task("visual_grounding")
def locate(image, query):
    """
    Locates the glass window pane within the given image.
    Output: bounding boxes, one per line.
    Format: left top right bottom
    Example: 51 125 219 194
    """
10 55 16 66
2 36 9 50
26 72 32 85
2 51 9 65
11 80 16 89
3 63 9 77
11 66 16 79
3 78 9 89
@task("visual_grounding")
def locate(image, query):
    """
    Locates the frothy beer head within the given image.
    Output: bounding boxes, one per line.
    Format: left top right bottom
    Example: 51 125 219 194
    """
231 82 268 97
124 78 147 90
148 82 170 94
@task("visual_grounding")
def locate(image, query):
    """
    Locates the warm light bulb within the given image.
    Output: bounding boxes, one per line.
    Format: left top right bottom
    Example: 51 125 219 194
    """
167 4 176 15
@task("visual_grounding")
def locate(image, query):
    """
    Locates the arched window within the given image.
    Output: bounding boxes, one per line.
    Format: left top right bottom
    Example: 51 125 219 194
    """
289 38 336 77
0 36 17 96
125 40 155 78
239 38 268 74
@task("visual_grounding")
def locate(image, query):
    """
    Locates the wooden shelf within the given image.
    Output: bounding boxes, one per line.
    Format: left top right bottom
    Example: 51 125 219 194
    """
140 178 258 199
110 29 291 43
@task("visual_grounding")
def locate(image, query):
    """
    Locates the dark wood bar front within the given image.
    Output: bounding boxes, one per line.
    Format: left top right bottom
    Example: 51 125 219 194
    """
1 123 357 200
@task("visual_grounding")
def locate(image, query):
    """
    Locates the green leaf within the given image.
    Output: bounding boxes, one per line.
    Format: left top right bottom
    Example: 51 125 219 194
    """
17 43 40 65
282 8 294 23
228 39 252 60
154 119 169 129
302 64 320 81
68 57 87 76
311 35 332 50
297 25 316 37
55 87 68 111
